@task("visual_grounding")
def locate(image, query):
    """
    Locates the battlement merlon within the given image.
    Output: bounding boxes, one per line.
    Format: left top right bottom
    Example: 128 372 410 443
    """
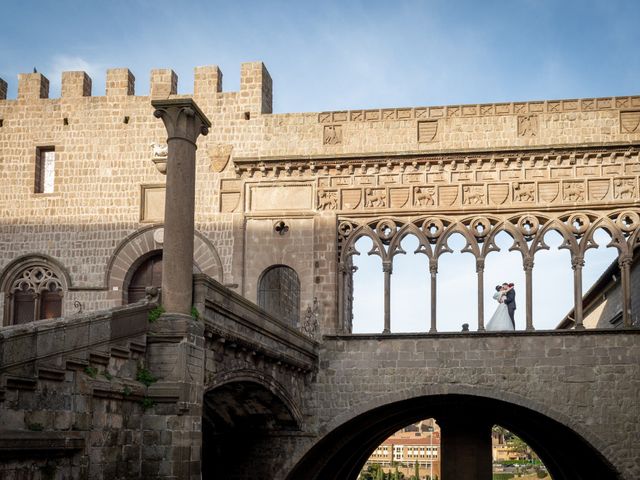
18 72 49 99
62 71 92 98
106 68 135 97
240 61 273 114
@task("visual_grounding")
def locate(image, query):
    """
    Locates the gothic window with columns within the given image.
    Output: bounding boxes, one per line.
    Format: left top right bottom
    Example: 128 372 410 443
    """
258 265 300 327
8 265 64 324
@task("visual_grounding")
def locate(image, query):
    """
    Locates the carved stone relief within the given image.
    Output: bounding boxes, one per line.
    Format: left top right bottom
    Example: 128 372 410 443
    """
364 188 387 208
614 178 636 199
620 110 640 133
417 120 438 143
232 146 638 213
518 115 538 137
209 143 233 173
323 125 342 145
317 190 338 210
513 182 535 202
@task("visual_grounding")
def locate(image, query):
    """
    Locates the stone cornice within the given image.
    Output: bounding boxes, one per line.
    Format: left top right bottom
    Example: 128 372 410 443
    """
233 142 639 170
316 95 640 123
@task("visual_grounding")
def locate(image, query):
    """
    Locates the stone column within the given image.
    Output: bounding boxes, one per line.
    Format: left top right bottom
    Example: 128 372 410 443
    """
572 255 585 329
619 254 633 327
152 99 211 315
429 260 438 333
524 257 534 331
438 416 493 480
477 258 485 331
337 261 345 333
382 261 392 334
144 99 210 480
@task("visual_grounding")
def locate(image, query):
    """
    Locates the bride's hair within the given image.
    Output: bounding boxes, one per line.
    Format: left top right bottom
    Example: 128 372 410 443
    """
495 285 502 291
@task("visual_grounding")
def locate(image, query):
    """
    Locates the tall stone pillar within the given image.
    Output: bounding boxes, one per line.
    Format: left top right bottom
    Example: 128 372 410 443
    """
152 98 211 315
438 416 493 479
143 99 211 480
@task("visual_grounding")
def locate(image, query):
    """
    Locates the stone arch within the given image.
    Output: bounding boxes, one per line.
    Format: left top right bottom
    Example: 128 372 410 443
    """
105 225 223 302
283 385 619 480
204 368 303 427
202 369 303 479
0 254 71 326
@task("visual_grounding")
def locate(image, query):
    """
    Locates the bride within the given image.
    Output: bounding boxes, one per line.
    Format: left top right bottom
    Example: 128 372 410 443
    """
486 284 515 331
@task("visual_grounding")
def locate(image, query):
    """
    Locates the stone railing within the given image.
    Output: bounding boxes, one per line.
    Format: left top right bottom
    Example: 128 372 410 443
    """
0 301 154 379
193 274 318 373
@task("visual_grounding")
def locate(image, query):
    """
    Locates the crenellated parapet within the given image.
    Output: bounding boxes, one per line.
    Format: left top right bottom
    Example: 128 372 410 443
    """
1 62 273 115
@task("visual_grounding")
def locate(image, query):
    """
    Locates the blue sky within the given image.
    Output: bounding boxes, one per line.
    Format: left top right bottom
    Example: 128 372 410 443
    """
1 1 635 331
2 0 639 111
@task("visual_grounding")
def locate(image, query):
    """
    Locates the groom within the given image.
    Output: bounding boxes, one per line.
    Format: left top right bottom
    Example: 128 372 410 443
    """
503 282 516 328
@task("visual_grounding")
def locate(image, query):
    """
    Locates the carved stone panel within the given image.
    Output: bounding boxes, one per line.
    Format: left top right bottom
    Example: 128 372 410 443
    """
389 187 410 208
620 110 640 133
614 178 636 200
539 182 560 204
439 186 459 206
417 120 438 143
221 192 241 212
208 144 233 173
463 185 486 205
323 125 342 145
563 181 585 202
513 182 536 202
140 184 165 222
364 188 387 208
248 184 313 211
341 189 362 210
414 186 436 207
317 190 338 210
587 179 610 201
488 184 509 205
518 115 538 137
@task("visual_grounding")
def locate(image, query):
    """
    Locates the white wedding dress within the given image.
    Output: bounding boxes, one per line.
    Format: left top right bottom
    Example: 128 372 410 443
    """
486 291 514 331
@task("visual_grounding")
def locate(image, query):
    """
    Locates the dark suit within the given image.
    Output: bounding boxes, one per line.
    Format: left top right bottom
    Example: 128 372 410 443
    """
504 288 516 327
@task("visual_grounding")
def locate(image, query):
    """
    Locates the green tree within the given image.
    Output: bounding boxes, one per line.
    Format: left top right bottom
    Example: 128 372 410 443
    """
413 461 420 480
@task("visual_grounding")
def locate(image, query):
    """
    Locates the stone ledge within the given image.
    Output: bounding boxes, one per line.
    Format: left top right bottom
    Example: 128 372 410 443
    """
0 431 84 456
324 328 640 341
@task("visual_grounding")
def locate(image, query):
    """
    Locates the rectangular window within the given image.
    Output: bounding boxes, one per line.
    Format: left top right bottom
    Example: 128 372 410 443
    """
35 147 55 193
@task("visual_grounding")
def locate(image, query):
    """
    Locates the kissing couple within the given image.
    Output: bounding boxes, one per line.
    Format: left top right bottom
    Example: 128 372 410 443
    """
486 282 516 331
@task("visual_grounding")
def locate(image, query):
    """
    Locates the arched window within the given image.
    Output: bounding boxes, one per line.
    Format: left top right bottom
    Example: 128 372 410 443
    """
8 265 63 324
258 265 300 327
127 253 163 304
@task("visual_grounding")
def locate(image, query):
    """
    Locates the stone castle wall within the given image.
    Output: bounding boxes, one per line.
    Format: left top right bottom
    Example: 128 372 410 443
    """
0 62 638 329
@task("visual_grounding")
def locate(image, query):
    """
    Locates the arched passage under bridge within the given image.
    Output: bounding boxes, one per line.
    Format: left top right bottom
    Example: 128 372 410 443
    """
285 393 618 480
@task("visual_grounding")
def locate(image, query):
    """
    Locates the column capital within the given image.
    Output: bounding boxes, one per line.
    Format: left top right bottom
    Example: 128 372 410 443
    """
571 255 585 270
618 254 633 268
523 257 534 271
152 98 211 145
